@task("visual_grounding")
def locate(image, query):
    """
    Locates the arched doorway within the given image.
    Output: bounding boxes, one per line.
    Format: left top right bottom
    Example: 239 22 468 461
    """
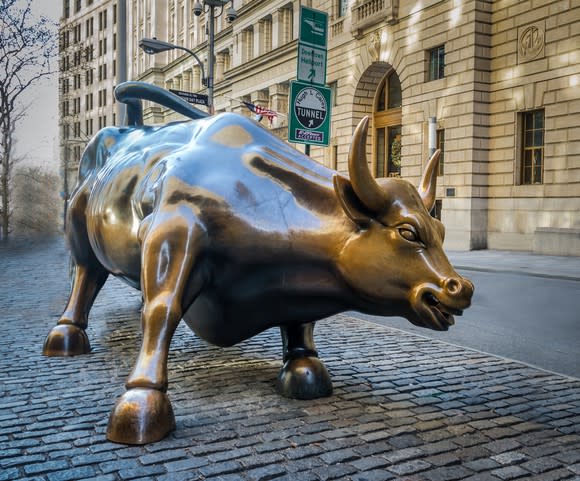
373 70 402 177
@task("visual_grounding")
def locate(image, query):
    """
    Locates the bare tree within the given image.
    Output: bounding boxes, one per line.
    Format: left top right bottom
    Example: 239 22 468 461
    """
0 0 57 240
12 165 60 236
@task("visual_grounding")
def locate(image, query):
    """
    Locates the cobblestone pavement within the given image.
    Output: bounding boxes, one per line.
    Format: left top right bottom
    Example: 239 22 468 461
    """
1 237 580 481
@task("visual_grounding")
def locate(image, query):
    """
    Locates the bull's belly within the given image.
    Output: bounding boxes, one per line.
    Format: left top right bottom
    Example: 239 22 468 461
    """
182 286 347 347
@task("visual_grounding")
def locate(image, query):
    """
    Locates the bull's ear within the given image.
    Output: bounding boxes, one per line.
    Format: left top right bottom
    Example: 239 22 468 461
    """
333 174 372 228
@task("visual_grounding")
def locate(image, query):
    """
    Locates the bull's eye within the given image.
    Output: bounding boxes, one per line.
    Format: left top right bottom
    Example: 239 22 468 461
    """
398 225 424 246
398 227 417 242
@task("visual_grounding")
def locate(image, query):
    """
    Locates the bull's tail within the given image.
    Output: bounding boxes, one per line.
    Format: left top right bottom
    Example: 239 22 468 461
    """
114 81 209 126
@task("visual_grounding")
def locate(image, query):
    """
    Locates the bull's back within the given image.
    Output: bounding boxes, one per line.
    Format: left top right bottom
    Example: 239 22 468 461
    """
81 113 344 291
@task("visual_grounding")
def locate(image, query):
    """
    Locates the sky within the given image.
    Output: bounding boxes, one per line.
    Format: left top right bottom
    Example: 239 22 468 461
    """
13 0 61 174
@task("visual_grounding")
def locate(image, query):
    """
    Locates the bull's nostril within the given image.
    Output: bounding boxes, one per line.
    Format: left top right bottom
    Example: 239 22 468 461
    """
444 278 461 295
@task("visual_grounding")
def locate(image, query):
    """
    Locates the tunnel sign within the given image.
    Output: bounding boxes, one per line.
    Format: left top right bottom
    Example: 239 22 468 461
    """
289 81 331 146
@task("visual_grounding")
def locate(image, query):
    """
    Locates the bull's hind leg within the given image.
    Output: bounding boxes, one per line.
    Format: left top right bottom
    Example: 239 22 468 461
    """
43 189 109 356
107 212 206 444
277 322 333 399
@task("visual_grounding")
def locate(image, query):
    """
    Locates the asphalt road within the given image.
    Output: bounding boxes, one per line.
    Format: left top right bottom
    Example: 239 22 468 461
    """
351 269 580 379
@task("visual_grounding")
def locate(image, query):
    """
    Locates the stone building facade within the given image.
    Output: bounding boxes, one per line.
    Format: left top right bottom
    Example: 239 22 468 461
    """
62 0 580 254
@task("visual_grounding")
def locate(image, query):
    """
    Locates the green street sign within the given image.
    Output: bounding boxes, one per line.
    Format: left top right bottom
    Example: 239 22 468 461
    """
299 6 328 49
297 43 327 86
288 81 332 146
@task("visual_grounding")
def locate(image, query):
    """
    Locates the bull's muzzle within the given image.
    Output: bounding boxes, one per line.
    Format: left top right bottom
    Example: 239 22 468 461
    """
410 275 474 331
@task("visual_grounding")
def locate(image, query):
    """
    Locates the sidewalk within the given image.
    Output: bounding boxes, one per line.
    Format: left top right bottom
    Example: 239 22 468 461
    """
1 237 579 481
447 249 580 281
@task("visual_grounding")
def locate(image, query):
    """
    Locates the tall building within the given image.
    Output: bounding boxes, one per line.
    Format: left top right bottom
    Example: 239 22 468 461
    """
59 0 120 203
61 0 580 255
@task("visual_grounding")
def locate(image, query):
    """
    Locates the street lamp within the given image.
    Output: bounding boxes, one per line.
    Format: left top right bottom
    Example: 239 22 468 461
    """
139 37 208 105
192 1 237 114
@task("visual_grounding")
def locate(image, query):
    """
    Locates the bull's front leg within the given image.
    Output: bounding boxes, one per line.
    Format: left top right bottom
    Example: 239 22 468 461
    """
107 211 206 445
277 322 333 399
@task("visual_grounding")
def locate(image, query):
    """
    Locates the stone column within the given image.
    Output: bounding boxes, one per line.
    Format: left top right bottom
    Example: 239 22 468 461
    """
269 83 289 128
215 52 225 83
182 69 191 92
192 65 201 91
271 10 280 50
251 90 269 108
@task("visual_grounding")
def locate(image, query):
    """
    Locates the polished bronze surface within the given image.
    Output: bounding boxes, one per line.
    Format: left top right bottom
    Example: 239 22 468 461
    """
43 82 473 444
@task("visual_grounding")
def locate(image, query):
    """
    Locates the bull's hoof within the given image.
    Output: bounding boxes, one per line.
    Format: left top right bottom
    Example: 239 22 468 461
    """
42 324 91 356
277 356 333 400
107 388 175 445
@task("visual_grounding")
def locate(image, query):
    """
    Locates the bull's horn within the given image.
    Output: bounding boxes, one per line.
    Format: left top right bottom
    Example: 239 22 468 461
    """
418 149 441 212
348 116 388 212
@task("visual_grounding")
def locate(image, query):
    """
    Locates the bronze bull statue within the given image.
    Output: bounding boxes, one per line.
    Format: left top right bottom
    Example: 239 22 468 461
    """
43 82 473 445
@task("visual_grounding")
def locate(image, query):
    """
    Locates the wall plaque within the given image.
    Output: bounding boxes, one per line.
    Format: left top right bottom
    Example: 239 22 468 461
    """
518 22 545 63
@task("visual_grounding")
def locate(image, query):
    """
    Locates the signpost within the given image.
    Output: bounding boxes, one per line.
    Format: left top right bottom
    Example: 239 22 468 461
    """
297 43 327 86
169 89 209 107
299 6 328 49
289 6 330 149
288 81 331 146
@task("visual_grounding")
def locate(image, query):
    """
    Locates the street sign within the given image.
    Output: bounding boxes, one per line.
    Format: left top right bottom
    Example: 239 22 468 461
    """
288 81 332 146
169 89 209 107
299 6 328 49
297 43 327 86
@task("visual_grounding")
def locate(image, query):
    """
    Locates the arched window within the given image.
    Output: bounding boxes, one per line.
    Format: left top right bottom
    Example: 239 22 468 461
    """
374 71 402 177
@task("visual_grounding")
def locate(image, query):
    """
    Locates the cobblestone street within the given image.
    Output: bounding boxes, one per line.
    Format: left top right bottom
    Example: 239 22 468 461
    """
1 237 579 481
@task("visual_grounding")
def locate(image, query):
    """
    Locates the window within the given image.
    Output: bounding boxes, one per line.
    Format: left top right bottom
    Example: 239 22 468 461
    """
75 0 81 13
86 17 93 37
433 199 443 221
374 71 402 178
99 10 107 31
436 129 445 176
85 68 94 86
377 72 401 112
64 0 70 18
85 93 93 110
520 109 544 184
338 0 349 17
98 64 107 81
428 45 445 81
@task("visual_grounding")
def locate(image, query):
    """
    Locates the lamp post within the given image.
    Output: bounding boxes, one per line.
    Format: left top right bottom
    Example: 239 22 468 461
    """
192 1 237 114
139 37 208 108
140 1 236 115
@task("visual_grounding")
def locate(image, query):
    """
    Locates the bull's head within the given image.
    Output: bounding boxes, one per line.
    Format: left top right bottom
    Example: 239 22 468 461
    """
334 117 474 331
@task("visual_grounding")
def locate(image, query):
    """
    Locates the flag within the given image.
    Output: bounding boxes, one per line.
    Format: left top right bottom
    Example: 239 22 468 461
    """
242 101 278 125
